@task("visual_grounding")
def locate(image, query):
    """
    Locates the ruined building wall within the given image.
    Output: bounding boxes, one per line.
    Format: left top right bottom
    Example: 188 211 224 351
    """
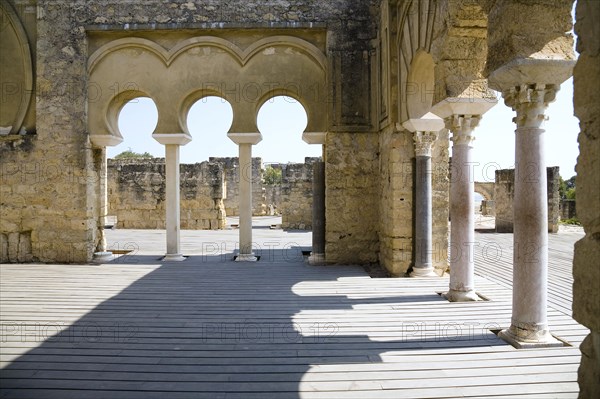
573 1 600 395
210 157 265 217
495 167 560 233
108 159 226 230
326 132 380 265
279 158 319 230
1 0 101 263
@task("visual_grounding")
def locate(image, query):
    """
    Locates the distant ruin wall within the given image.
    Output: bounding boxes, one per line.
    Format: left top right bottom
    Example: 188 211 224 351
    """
108 159 226 230
279 158 320 230
209 157 265 217
495 167 560 233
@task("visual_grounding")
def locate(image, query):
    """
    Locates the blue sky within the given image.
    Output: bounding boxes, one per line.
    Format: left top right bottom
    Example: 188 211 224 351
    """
110 77 579 182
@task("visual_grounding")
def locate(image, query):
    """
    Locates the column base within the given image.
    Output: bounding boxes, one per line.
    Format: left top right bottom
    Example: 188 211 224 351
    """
92 251 113 263
235 254 258 262
443 289 480 302
410 267 438 277
498 325 563 349
162 254 187 262
308 253 326 265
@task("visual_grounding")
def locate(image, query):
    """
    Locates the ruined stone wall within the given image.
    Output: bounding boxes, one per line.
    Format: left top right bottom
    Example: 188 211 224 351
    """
326 132 379 265
573 1 600 395
107 159 225 230
494 167 560 234
209 157 265 217
560 199 577 220
1 0 101 263
280 158 319 230
378 128 413 275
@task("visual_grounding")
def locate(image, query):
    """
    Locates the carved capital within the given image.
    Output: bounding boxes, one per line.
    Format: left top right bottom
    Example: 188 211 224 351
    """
413 131 438 157
502 84 558 128
448 115 480 146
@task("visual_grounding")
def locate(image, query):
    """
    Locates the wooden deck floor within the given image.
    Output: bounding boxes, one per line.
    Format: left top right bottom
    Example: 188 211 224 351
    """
0 229 588 398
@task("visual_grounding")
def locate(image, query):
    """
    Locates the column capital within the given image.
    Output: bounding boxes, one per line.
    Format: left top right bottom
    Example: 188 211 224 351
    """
413 131 438 157
90 134 123 148
302 132 327 145
227 132 262 145
152 133 192 146
448 115 481 146
431 97 497 120
502 84 558 128
399 112 445 133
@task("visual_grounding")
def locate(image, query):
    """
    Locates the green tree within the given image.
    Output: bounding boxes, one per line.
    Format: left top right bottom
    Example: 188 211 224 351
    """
113 148 154 159
263 166 282 185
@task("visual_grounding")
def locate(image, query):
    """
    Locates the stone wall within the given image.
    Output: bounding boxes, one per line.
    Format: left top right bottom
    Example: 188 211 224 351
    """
279 158 319 230
210 157 265 217
573 1 600 395
326 132 380 265
560 199 577 220
1 0 100 263
494 167 560 233
108 159 225 230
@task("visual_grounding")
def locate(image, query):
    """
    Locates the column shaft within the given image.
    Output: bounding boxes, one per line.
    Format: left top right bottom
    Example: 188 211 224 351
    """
414 155 433 269
411 131 438 277
93 148 112 262
164 144 184 261
309 161 326 265
446 116 479 301
498 84 560 347
237 143 256 261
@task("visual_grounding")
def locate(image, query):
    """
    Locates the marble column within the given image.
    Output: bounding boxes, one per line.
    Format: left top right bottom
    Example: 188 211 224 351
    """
228 133 262 262
153 133 192 262
402 113 444 277
447 115 480 301
494 83 564 347
303 132 327 265
90 135 123 263
432 99 497 301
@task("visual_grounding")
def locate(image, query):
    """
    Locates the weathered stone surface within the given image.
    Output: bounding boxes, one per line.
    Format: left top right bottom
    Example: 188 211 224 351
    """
210 157 265 217
494 167 560 233
108 159 225 230
573 1 600 394
326 132 379 265
279 158 320 231
486 0 575 75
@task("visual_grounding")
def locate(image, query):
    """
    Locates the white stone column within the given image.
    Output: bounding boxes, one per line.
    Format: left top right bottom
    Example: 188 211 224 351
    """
401 113 444 277
228 133 262 262
90 135 122 263
494 83 563 347
448 116 480 300
432 99 497 301
487 59 574 348
153 133 192 262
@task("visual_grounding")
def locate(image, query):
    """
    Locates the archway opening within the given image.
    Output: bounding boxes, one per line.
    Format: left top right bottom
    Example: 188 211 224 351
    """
257 96 318 235
184 96 235 162
107 97 160 159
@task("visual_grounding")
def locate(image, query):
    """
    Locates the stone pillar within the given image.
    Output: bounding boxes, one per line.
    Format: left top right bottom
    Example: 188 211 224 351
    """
303 132 327 265
310 161 326 265
90 135 123 263
432 99 497 301
94 148 111 258
402 113 444 277
497 83 565 347
228 133 263 262
153 133 192 262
